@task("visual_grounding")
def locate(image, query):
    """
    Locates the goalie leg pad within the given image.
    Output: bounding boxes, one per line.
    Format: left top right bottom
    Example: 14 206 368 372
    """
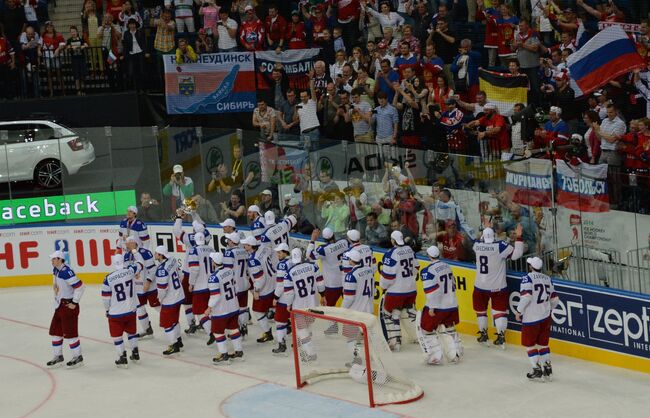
439 325 463 362
381 309 402 346
416 311 443 365
400 307 418 344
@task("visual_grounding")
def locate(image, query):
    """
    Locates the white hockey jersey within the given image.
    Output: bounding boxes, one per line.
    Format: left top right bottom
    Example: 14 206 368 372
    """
247 246 276 297
155 257 185 307
250 216 267 242
123 248 155 295
53 265 84 305
102 264 142 317
223 246 249 294
207 267 240 318
380 245 417 296
342 265 375 314
421 260 458 311
517 272 559 325
261 218 291 247
188 244 214 293
341 243 375 274
307 239 348 289
284 262 324 309
472 240 524 291
119 217 150 249
173 218 212 247
275 258 294 304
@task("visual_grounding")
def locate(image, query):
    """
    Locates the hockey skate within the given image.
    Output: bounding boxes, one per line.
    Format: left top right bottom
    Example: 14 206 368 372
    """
184 320 199 335
139 325 154 339
493 332 506 349
527 366 544 382
66 355 84 368
543 362 553 381
163 343 181 356
239 323 248 339
272 342 287 356
476 330 489 345
231 351 244 361
177 337 184 350
212 353 231 365
46 355 64 368
115 352 128 368
256 330 273 343
129 347 140 362
300 351 317 363
206 333 216 346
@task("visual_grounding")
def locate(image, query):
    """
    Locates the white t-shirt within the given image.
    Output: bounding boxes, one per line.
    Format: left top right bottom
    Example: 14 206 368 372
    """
297 99 320 133
216 18 238 50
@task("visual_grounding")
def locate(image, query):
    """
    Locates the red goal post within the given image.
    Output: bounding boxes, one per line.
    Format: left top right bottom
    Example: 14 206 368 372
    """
290 306 423 408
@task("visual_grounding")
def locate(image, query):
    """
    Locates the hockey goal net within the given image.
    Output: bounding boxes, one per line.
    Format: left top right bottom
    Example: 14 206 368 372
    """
290 307 423 407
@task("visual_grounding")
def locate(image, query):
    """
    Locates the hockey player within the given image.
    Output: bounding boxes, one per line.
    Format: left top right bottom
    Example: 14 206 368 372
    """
154 246 185 356
306 228 348 307
342 249 375 366
223 232 250 336
47 251 85 368
417 246 463 365
218 218 240 249
206 252 244 365
261 213 296 247
380 231 418 352
272 243 293 355
514 257 559 382
248 205 266 242
123 236 159 338
118 205 150 249
188 232 213 340
341 229 375 275
285 248 324 361
473 223 524 348
173 210 212 334
242 236 276 343
102 254 143 368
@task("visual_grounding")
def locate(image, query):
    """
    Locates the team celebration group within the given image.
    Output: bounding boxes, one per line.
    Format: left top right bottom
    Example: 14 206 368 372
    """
47 203 559 381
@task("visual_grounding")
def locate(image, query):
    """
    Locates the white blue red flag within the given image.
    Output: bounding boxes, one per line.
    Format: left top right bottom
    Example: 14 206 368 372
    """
567 26 645 96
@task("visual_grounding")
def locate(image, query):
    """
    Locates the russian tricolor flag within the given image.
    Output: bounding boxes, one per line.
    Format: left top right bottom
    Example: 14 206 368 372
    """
567 26 645 96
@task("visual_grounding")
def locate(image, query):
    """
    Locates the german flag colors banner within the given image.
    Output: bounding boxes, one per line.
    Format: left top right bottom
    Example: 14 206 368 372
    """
478 69 528 116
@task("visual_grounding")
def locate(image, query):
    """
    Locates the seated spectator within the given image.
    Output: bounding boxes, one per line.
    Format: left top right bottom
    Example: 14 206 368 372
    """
220 191 246 225
259 189 281 219
365 211 388 247
215 7 238 52
137 192 162 222
165 0 195 33
163 164 194 211
175 37 197 63
195 28 215 54
191 193 218 224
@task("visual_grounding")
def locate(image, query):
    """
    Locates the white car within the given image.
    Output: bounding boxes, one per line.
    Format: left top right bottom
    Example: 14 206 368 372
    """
0 120 95 189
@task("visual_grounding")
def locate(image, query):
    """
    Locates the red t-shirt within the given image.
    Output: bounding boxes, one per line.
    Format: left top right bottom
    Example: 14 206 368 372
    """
333 0 360 23
106 0 124 22
479 113 509 151
442 233 465 261
0 37 14 65
42 33 66 52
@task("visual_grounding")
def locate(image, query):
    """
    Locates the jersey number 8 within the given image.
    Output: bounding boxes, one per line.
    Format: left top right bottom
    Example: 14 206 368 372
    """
115 280 133 302
479 256 489 274
296 276 315 298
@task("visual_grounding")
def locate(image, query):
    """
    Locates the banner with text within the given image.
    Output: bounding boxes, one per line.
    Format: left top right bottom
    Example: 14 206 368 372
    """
164 53 256 115
555 159 609 212
504 158 553 207
255 48 321 93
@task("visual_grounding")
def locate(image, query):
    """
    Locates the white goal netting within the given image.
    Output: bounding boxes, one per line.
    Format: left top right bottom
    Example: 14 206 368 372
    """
291 307 423 407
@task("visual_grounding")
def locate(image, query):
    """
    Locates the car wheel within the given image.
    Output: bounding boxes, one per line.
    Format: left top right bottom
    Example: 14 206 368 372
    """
34 159 64 189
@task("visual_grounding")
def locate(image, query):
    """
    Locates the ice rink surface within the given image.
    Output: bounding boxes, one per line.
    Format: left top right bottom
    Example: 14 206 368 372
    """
1 285 649 418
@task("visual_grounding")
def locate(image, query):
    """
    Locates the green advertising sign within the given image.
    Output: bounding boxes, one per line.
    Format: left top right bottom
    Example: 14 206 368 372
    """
0 190 136 225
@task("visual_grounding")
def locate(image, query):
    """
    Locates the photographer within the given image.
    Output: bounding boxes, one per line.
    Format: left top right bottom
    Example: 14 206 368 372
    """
137 192 162 222
162 164 195 211
349 88 373 143
333 90 354 141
